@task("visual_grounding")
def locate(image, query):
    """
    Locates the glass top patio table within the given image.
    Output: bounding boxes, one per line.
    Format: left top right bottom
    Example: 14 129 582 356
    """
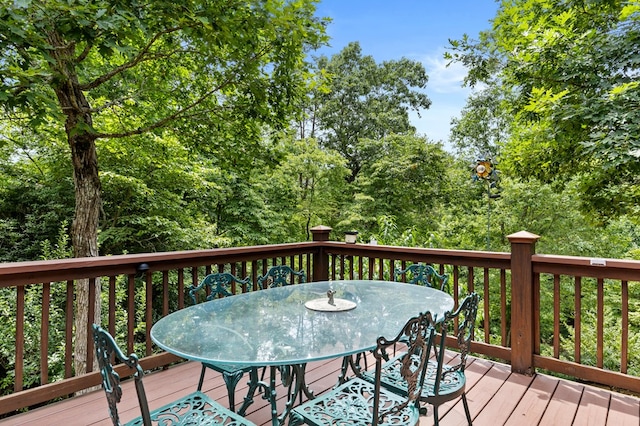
151 279 454 367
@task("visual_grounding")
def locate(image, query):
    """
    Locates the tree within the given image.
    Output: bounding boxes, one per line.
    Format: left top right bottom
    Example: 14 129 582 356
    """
0 0 326 375
308 42 432 181
340 134 450 243
449 86 512 161
447 0 640 221
267 137 348 240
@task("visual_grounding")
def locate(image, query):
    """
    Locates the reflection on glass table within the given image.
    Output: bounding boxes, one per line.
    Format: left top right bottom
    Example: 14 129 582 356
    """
151 280 454 425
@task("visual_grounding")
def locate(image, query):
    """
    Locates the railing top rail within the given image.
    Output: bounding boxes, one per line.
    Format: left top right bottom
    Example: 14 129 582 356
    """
0 242 321 287
532 253 640 280
320 242 512 269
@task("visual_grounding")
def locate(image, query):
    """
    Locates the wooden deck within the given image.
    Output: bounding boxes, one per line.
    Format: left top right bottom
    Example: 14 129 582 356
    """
2 352 639 426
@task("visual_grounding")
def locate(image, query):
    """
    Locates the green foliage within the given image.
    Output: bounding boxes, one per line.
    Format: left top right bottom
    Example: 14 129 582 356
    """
449 0 640 222
340 134 451 244
265 137 349 240
308 42 431 180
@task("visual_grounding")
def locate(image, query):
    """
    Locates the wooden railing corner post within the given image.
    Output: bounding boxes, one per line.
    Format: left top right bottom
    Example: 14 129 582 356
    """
310 225 332 282
508 230 540 376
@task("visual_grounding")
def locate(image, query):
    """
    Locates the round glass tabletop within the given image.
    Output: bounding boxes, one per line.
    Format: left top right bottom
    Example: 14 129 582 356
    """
151 280 454 366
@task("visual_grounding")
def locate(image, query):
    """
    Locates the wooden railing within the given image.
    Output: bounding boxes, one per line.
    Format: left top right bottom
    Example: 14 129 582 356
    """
1 226 639 418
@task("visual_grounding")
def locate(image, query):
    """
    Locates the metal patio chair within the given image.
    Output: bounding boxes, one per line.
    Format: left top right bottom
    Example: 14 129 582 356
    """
366 292 479 425
92 324 255 426
189 272 262 414
393 262 449 293
290 310 437 426
257 264 306 289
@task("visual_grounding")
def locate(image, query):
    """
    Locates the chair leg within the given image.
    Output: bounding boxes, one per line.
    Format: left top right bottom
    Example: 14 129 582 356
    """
433 405 439 426
461 393 473 425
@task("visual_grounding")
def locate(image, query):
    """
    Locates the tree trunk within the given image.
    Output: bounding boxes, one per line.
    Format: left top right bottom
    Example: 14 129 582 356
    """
69 130 101 377
47 31 102 378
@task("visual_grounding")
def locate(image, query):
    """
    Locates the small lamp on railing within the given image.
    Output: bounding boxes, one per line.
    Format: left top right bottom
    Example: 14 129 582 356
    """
344 231 358 244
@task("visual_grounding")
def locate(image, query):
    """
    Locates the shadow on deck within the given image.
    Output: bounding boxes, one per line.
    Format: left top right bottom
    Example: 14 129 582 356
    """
2 352 638 426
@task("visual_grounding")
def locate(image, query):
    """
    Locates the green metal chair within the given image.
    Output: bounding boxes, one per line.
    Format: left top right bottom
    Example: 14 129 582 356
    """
92 324 256 426
189 272 261 415
339 265 447 385
289 311 437 426
393 263 449 293
257 264 306 289
366 292 479 425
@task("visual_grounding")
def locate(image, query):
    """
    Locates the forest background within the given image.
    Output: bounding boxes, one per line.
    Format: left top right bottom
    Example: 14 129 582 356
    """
0 0 639 398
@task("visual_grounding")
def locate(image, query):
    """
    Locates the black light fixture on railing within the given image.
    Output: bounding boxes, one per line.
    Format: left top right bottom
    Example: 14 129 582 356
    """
136 263 149 277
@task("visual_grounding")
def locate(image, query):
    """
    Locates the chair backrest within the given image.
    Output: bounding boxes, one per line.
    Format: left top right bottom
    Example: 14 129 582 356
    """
93 324 152 426
432 292 479 391
371 311 436 425
449 292 480 369
393 263 449 293
189 272 250 304
257 265 306 289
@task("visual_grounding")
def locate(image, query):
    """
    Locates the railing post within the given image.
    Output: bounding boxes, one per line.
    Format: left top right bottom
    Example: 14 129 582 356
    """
508 230 540 375
310 225 332 282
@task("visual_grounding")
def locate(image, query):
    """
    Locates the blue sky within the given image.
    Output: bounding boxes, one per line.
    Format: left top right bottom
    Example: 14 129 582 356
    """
313 0 499 148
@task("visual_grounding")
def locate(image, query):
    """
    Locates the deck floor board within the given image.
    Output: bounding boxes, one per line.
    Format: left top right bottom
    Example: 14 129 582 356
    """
2 353 638 426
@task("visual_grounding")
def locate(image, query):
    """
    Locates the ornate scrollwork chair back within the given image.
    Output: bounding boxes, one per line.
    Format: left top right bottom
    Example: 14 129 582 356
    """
427 292 479 425
290 311 436 426
257 265 306 290
393 263 449 293
92 324 256 426
447 292 480 373
94 324 150 426
189 272 250 305
189 272 260 415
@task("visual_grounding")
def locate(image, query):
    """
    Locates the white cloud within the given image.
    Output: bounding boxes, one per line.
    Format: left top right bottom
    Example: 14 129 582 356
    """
422 51 471 95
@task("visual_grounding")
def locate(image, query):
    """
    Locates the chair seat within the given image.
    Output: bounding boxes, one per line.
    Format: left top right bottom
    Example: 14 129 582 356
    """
290 378 420 426
124 390 254 426
363 353 467 400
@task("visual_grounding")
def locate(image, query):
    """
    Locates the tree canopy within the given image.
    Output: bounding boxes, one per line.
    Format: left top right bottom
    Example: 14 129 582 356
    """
448 0 640 221
306 42 432 181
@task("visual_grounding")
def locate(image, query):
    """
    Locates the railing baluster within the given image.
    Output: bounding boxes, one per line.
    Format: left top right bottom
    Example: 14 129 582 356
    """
65 280 74 379
178 269 185 308
145 271 153 356
553 274 560 359
127 273 135 354
500 269 507 347
597 277 604 368
453 265 459 306
41 282 50 385
108 276 116 337
162 271 169 316
621 279 628 374
483 268 490 344
574 276 581 364
15 285 25 392
87 278 96 373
